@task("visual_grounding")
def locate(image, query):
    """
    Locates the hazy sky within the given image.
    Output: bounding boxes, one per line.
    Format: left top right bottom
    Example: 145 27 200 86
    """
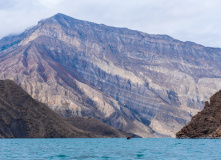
0 0 221 48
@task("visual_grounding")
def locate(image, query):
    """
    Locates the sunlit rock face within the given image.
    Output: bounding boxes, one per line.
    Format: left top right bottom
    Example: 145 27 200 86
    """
1 13 221 137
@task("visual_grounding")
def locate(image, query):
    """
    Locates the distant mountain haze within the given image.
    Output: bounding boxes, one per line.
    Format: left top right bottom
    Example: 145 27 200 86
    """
1 13 221 137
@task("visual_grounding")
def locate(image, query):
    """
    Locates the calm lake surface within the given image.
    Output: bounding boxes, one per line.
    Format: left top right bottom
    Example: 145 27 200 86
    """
0 138 220 160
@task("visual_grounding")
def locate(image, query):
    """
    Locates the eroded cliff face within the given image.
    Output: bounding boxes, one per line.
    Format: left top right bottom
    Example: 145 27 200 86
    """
1 13 221 137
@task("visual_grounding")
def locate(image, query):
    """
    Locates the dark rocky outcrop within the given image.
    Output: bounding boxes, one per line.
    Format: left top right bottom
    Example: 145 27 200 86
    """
176 90 221 138
0 79 127 138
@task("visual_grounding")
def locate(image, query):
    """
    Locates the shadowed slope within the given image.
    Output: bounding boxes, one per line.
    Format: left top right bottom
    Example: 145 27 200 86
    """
0 79 129 138
64 117 134 138
0 79 92 138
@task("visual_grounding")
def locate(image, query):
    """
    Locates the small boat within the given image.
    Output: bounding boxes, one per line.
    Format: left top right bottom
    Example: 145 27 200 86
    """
127 136 131 140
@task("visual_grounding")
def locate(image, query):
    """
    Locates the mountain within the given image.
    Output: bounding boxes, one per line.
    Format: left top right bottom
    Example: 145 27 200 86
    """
64 117 137 138
0 79 128 138
1 13 221 137
0 79 91 138
176 90 221 138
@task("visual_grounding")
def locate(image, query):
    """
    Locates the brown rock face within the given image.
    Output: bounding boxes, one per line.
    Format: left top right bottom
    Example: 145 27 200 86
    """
1 13 221 137
176 90 221 138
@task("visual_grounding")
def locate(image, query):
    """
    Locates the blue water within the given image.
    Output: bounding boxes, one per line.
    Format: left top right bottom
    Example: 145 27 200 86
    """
0 138 220 160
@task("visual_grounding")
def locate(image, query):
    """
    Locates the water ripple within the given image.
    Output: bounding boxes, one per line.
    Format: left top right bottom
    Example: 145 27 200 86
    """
0 138 221 160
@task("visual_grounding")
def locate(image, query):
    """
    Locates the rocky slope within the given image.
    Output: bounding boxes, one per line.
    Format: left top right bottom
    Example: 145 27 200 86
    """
0 79 127 138
176 90 221 138
0 79 91 138
64 117 136 138
1 13 221 137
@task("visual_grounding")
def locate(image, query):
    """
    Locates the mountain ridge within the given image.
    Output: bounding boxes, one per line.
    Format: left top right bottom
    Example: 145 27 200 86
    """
0 13 194 51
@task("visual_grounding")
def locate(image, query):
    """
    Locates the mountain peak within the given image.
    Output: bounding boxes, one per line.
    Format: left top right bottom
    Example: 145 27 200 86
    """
36 13 76 27
52 13 72 19
54 13 66 16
